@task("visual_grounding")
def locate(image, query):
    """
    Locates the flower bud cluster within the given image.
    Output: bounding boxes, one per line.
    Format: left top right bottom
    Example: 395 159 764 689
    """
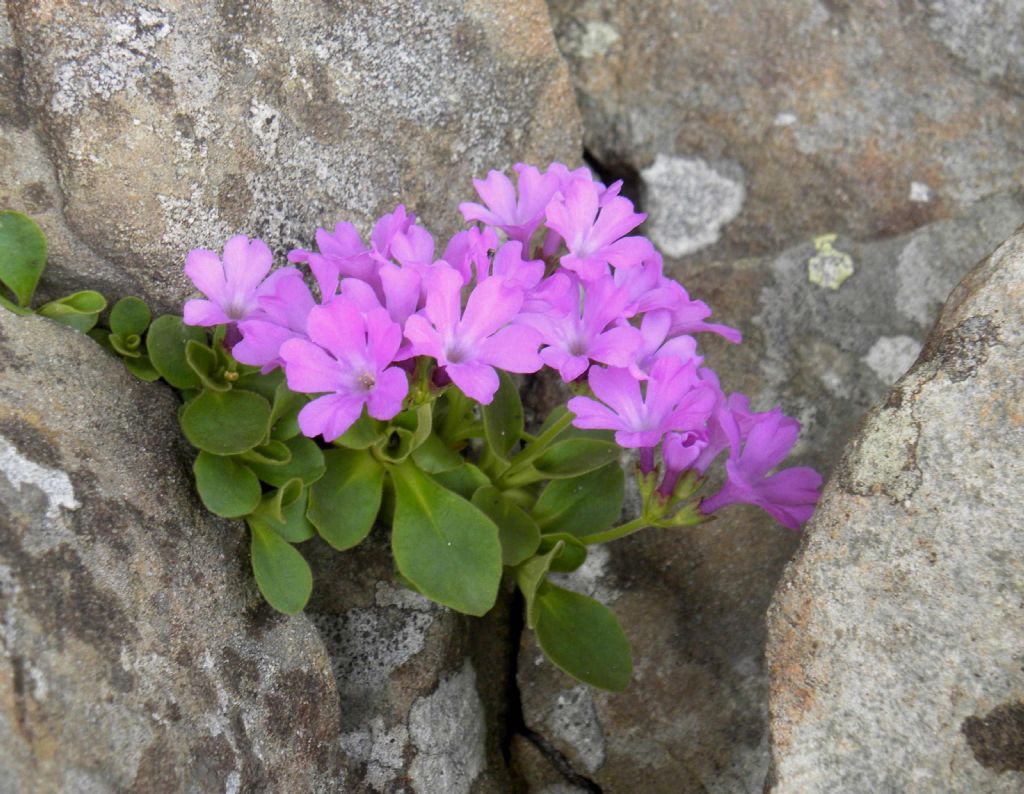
183 163 820 529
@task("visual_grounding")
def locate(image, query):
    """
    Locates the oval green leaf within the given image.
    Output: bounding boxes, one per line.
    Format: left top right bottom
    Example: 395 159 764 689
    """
471 485 541 566
180 388 272 455
124 353 161 382
336 410 386 449
430 462 490 501
193 451 262 518
532 463 624 537
389 461 502 616
537 532 588 573
0 210 46 307
109 296 151 336
251 485 315 543
250 523 312 615
307 448 384 550
36 290 107 332
481 370 523 461
533 582 633 692
534 438 621 479
411 432 464 473
148 315 208 389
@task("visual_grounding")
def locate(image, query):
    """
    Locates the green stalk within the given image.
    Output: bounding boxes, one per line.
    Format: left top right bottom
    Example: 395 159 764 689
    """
576 516 649 545
496 409 574 486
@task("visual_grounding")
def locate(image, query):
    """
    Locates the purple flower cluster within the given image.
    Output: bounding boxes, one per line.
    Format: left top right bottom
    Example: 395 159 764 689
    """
183 163 820 529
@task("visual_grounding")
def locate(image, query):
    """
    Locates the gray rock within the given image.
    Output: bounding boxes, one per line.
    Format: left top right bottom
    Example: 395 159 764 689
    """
0 310 342 792
547 0 1024 264
516 193 1024 792
8 0 581 310
766 225 1024 791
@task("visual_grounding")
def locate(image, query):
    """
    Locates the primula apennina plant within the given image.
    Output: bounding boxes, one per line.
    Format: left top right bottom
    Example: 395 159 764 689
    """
0 164 821 692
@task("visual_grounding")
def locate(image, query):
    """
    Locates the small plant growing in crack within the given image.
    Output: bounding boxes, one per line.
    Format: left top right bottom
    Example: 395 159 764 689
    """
0 163 821 692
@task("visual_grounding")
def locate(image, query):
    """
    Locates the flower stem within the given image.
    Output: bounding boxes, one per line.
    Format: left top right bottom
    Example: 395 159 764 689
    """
577 516 649 545
496 409 574 486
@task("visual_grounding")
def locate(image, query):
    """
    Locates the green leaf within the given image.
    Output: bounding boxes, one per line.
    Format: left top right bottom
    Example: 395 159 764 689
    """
375 404 433 463
537 532 588 573
389 460 502 616
36 290 106 332
534 438 621 479
532 463 624 537
269 382 305 441
193 451 262 518
244 435 325 488
251 485 315 543
0 210 46 307
88 327 114 353
430 462 490 500
238 440 292 466
307 448 384 550
336 410 386 449
411 432 464 474
123 354 161 382
250 478 303 524
147 315 208 389
109 332 143 358
515 542 563 628
532 582 632 691
180 388 272 455
250 523 312 614
109 296 151 336
185 340 232 391
471 485 541 566
481 370 523 461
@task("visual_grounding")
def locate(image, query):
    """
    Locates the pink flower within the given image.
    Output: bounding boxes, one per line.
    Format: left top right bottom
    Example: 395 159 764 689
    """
279 298 409 442
234 268 315 372
459 164 560 244
568 358 716 448
403 267 542 403
523 275 641 382
183 235 278 326
699 409 821 530
544 179 654 281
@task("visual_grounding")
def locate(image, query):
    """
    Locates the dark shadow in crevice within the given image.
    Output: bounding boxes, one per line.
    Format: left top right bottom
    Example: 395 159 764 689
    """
584 148 644 214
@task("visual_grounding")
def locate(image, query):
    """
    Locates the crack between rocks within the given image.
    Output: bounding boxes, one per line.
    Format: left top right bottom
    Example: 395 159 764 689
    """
503 587 604 794
583 147 643 215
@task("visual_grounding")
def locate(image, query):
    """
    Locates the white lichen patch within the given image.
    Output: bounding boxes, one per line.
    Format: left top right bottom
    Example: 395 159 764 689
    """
548 686 606 774
640 154 745 257
909 181 934 203
340 717 410 791
576 21 621 58
549 545 620 605
408 660 485 794
807 233 855 290
773 112 798 126
0 436 80 528
862 335 922 384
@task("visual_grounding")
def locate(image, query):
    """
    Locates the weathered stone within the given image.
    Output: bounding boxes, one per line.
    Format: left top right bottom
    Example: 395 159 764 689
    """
8 0 581 310
0 0 127 302
303 534 518 794
764 232 1024 788
548 0 1024 264
516 193 1024 791
0 310 341 792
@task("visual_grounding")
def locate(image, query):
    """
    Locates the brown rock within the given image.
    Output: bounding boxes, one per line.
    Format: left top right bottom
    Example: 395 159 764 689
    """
548 0 1024 265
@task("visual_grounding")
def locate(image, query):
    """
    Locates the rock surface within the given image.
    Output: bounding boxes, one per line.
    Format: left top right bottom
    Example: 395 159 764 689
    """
765 232 1024 788
7 0 581 310
0 310 342 792
548 0 1024 264
515 194 1024 792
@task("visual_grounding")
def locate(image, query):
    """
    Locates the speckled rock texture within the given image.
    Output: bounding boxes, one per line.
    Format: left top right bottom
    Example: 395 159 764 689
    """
0 310 342 793
547 0 1024 265
303 535 518 794
765 231 1024 790
5 0 581 310
515 194 1024 792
